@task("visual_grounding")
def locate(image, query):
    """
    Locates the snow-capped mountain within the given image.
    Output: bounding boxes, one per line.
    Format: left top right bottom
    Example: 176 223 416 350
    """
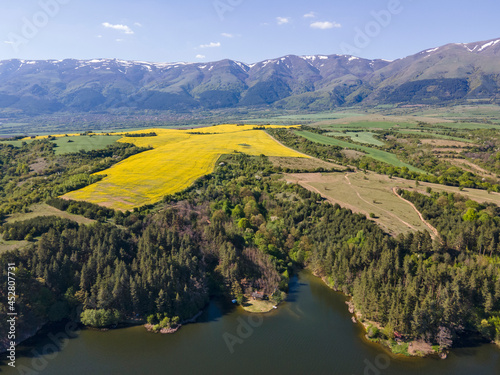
0 37 498 114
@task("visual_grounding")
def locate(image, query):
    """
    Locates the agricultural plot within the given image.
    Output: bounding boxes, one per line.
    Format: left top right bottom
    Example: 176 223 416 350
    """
243 111 364 124
1 134 121 155
5 203 95 225
324 131 385 146
63 125 307 210
286 171 500 237
295 130 424 173
52 135 121 155
396 130 473 143
324 121 414 130
435 122 500 130
407 105 500 123
285 172 430 236
268 156 344 171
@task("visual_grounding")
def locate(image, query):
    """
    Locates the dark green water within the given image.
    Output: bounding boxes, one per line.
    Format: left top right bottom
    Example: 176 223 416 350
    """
2 272 499 375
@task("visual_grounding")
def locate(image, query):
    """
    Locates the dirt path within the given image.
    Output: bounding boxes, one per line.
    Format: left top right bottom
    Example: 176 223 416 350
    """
343 174 418 232
288 176 364 216
392 187 441 240
443 158 493 177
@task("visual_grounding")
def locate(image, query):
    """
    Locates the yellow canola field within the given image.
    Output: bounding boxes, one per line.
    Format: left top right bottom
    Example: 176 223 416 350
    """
62 125 307 210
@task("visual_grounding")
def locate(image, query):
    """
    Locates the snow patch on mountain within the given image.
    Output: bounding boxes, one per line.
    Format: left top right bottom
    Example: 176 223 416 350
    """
425 47 439 53
478 39 500 52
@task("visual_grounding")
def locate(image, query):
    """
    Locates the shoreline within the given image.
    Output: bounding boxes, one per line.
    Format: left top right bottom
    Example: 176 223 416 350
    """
144 310 204 334
240 298 278 313
313 269 500 358
313 270 444 358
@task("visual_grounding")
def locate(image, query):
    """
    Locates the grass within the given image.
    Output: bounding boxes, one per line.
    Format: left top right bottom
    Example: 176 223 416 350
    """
243 111 365 124
390 341 410 356
1 203 95 253
324 131 385 146
268 156 345 171
285 170 500 237
63 125 307 210
52 135 121 155
434 122 500 130
0 234 29 254
1 134 121 155
396 130 473 143
323 121 416 130
295 130 424 173
241 298 276 313
286 171 430 236
5 203 95 225
408 104 500 121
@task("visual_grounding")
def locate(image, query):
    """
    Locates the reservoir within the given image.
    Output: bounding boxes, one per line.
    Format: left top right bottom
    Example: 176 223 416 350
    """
2 271 499 375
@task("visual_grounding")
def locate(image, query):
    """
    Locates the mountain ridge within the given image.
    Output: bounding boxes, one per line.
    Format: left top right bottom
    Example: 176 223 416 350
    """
0 37 499 115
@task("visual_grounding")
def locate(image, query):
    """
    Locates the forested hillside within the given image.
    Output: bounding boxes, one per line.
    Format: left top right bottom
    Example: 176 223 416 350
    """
2 150 500 353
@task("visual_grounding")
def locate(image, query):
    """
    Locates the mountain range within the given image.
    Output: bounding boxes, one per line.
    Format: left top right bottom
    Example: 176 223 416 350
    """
0 37 499 115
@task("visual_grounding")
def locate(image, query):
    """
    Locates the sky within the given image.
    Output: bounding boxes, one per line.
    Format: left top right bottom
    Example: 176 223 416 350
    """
0 0 499 63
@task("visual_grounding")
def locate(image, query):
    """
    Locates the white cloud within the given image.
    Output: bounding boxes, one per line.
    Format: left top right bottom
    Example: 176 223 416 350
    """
199 42 221 48
310 21 341 30
221 33 234 38
97 35 103 38
102 22 134 34
4 41 14 45
304 11 316 18
196 54 206 59
276 17 290 25
134 22 142 27
116 39 124 42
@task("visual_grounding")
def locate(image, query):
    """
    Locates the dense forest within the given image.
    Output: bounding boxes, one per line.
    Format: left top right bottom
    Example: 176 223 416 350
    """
1 141 500 354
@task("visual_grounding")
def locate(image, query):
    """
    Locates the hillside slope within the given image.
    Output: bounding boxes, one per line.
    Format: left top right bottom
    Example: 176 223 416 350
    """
0 37 498 115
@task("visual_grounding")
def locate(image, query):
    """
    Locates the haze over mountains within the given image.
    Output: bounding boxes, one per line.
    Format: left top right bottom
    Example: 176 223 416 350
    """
0 38 499 115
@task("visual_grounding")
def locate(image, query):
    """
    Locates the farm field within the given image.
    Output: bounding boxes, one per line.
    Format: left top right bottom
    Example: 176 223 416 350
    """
1 134 121 155
51 135 121 155
268 156 345 171
285 172 430 236
396 130 473 142
434 122 500 130
63 125 307 210
5 203 96 225
295 130 424 173
405 104 500 123
0 203 96 253
243 111 365 124
0 235 28 254
324 131 385 146
322 120 416 130
286 170 500 237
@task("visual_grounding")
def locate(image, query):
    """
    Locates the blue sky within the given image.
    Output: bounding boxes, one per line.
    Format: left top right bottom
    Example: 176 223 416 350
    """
0 0 499 63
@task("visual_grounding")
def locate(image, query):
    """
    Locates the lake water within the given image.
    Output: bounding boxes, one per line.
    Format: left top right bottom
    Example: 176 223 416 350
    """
2 271 499 375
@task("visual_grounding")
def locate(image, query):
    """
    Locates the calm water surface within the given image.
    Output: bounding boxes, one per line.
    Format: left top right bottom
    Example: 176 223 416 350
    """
1 271 499 375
